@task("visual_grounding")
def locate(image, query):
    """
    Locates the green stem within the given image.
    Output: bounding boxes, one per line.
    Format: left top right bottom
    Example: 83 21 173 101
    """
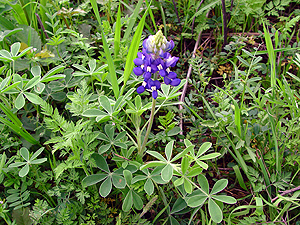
139 98 156 156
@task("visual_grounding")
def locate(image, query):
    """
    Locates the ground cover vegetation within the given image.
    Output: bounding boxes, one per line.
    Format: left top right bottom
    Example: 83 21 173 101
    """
1 0 300 224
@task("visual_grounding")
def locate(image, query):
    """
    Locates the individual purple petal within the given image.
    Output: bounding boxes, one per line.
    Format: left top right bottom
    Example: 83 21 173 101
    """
168 72 177 79
164 76 171 85
151 64 158 73
171 78 181 86
137 86 145 94
159 70 166 77
154 80 161 89
144 72 151 80
133 58 144 66
152 90 158 99
166 56 179 67
133 67 144 76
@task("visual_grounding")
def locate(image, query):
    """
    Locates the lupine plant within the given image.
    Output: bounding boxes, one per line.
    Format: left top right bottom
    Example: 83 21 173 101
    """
132 30 181 155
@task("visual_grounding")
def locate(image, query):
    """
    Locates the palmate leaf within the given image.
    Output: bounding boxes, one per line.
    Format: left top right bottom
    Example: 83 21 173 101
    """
122 190 133 212
144 178 154 195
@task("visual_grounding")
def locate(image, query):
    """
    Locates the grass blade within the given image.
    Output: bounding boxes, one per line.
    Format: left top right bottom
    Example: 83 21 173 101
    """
114 4 121 58
119 7 149 96
90 0 119 99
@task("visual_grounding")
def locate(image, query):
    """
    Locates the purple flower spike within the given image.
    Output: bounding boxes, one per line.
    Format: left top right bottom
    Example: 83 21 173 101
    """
134 31 180 99
171 78 181 86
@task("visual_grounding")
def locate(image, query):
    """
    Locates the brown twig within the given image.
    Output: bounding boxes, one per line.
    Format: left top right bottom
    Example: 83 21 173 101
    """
35 13 49 39
179 11 210 136
271 185 300 202
221 0 228 47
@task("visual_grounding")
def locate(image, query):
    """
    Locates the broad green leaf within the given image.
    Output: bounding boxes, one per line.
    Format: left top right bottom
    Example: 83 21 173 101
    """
30 158 47 164
98 144 111 154
0 81 21 94
88 59 96 72
82 174 107 187
211 179 228 195
171 145 194 162
144 178 154 195
20 147 29 161
140 161 166 170
122 190 133 212
184 178 193 194
197 142 212 158
212 195 236 204
197 174 209 194
9 162 27 168
99 177 112 197
181 156 189 175
161 164 173 182
132 191 143 210
199 153 220 161
34 82 45 94
195 159 208 170
170 197 187 214
0 77 10 90
19 164 29 177
41 65 65 82
173 177 184 187
83 109 106 117
15 93 25 110
100 96 112 115
208 198 223 223
112 174 126 188
24 76 40 90
31 66 41 76
147 151 167 162
165 140 174 161
10 42 20 57
132 175 146 184
187 195 208 208
187 167 202 177
123 170 132 186
92 153 110 173
24 92 43 105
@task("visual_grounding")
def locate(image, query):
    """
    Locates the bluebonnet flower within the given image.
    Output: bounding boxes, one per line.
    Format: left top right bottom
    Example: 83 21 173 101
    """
133 30 181 99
